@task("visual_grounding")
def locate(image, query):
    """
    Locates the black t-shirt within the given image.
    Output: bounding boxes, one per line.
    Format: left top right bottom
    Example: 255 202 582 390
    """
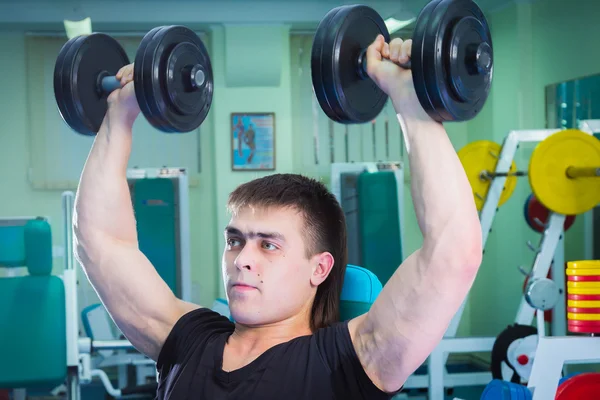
155 308 395 399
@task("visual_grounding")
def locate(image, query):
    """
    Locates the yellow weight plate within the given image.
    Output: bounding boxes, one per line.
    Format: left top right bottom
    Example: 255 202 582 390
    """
567 260 600 269
568 281 600 289
567 287 600 295
568 300 600 308
458 140 518 211
567 312 600 321
529 129 600 215
566 268 600 276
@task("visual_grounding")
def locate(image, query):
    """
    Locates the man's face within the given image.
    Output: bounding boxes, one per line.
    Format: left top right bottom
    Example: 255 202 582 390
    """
222 205 332 326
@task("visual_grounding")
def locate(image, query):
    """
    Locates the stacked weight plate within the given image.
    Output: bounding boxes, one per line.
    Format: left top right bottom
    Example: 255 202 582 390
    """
566 260 600 334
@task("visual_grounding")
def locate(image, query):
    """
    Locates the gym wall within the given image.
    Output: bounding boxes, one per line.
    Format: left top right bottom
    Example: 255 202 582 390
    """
0 0 597 338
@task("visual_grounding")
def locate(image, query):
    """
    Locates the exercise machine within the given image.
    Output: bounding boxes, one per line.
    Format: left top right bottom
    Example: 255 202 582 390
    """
330 161 405 285
127 167 192 302
0 167 194 398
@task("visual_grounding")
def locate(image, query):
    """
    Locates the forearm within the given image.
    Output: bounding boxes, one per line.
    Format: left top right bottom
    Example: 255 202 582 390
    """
393 96 481 261
74 117 137 264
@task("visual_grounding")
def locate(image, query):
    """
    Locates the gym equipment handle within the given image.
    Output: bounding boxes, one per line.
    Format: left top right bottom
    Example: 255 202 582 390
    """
483 166 600 181
566 166 600 178
101 76 122 93
481 170 527 180
92 339 135 351
98 64 206 95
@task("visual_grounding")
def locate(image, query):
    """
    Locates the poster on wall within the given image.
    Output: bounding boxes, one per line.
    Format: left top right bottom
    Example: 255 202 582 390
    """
231 112 276 171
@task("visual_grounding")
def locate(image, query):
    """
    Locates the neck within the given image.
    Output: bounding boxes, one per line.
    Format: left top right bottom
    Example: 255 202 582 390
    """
229 311 313 355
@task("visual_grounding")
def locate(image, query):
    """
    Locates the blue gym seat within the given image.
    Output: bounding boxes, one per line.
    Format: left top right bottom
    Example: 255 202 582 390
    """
339 264 383 321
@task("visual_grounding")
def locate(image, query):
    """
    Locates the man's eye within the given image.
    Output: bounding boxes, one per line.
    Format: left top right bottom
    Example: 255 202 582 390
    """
227 238 241 247
262 242 277 251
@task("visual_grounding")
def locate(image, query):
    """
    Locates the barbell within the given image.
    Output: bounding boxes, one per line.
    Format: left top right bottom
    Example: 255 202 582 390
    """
311 0 493 124
54 25 213 136
459 129 600 215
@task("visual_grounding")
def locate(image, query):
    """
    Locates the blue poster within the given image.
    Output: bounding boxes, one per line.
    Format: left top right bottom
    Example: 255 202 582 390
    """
231 113 275 170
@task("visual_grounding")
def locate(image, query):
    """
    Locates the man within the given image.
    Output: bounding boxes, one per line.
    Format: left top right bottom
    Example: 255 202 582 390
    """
73 35 482 399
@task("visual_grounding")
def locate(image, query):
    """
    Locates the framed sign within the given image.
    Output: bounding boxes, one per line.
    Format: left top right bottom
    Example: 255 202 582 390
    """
231 112 276 171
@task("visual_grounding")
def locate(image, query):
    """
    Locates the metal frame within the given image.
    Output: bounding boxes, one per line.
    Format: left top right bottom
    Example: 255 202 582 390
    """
330 161 405 265
528 336 600 399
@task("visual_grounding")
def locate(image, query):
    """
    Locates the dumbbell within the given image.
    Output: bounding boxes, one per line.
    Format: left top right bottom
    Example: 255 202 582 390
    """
311 0 493 124
54 25 213 136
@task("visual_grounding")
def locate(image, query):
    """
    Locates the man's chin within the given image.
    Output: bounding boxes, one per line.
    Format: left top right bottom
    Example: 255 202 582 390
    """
229 303 264 325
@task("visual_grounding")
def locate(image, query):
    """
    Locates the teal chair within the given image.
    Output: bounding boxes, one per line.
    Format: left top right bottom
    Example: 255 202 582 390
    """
339 264 382 321
0 218 67 389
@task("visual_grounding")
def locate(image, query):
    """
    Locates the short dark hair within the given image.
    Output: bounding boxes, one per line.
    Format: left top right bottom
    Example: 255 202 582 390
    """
227 173 347 331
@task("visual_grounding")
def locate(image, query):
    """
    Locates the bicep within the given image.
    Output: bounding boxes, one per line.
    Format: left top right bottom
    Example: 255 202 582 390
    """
82 243 199 361
349 249 478 392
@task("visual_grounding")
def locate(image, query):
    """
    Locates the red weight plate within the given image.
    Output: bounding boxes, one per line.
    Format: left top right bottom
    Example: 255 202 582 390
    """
556 372 600 400
567 320 600 326
568 294 600 301
568 307 600 313
568 323 600 333
568 275 600 282
525 193 576 233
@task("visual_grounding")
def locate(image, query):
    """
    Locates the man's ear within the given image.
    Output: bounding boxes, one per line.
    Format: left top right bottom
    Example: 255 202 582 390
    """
310 252 335 286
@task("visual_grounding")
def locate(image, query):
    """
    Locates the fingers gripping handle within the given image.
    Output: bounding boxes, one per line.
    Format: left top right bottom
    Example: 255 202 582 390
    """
356 47 411 80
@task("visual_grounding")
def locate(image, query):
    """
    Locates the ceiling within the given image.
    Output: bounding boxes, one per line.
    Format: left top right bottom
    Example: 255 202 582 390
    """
0 0 532 33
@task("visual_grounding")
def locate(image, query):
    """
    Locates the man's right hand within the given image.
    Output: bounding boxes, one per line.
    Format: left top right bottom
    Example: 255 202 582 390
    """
106 63 141 129
365 35 434 125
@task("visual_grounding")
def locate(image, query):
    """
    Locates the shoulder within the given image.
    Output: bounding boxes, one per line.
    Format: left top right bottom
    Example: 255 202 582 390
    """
156 307 233 372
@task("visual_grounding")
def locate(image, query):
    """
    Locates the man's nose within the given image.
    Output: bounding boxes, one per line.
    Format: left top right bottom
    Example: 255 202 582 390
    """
234 244 258 271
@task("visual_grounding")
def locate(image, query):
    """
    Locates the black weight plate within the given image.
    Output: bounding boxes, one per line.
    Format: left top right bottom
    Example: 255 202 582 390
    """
490 324 537 383
321 5 361 123
416 0 493 122
54 34 130 135
54 36 82 133
134 26 167 130
135 25 213 133
311 6 347 122
311 5 389 124
55 35 93 135
411 0 443 122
